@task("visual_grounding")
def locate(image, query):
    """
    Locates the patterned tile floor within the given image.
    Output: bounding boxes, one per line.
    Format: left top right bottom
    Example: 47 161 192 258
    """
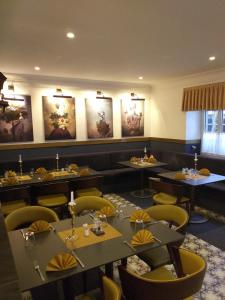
104 193 225 300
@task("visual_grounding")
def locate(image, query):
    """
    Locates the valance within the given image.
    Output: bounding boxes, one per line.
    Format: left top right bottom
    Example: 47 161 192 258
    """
182 82 225 111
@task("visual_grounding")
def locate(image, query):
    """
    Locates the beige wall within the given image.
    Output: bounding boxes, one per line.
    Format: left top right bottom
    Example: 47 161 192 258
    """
150 67 225 140
2 74 151 144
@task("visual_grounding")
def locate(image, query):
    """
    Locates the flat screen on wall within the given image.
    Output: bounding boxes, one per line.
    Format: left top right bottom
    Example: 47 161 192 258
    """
0 95 34 143
42 96 76 141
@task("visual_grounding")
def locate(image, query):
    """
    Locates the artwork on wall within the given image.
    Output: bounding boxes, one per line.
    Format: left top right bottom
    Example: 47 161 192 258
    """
42 96 76 140
0 95 34 143
85 97 113 138
121 99 144 137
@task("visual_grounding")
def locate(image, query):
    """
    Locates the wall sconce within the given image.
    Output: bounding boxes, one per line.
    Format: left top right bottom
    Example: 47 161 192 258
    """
96 90 111 100
131 92 145 101
8 83 15 93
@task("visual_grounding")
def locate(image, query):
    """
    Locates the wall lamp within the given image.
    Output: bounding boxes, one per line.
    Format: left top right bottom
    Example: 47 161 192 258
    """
96 90 111 100
131 92 145 101
53 88 72 98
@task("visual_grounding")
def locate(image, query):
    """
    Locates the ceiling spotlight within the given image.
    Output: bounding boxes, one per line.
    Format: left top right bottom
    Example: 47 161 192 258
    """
66 32 75 39
138 76 143 80
34 66 40 71
209 56 216 61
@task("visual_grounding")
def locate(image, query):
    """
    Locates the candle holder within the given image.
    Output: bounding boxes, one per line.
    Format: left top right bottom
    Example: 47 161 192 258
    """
19 161 23 176
65 201 78 245
194 158 198 171
56 157 59 172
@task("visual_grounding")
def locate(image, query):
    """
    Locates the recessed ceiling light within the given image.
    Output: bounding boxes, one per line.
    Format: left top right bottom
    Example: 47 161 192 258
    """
66 32 75 39
34 66 40 71
209 56 216 61
139 76 143 80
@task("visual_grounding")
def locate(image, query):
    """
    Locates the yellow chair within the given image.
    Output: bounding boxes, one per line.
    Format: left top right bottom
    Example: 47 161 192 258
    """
0 187 30 216
119 248 206 300
5 205 59 231
77 275 121 300
72 176 103 198
32 181 69 217
150 179 191 215
139 205 188 269
73 196 115 216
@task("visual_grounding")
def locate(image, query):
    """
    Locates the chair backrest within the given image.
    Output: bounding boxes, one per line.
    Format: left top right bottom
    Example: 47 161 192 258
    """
145 205 188 234
149 179 184 204
102 276 121 300
73 196 115 215
71 175 103 190
5 206 59 231
32 181 70 197
118 248 206 300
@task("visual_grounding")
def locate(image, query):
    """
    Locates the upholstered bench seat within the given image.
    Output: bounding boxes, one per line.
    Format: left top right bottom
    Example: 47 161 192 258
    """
76 187 102 197
1 200 27 215
37 194 67 207
153 192 189 205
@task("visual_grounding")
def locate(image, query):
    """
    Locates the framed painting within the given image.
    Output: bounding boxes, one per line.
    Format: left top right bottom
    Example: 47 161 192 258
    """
85 97 113 139
42 96 76 140
121 99 144 137
0 95 34 143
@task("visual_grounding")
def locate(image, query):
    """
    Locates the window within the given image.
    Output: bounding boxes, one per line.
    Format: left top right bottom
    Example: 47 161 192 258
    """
202 110 225 155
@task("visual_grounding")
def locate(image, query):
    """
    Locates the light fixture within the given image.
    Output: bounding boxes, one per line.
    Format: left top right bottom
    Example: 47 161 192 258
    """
209 56 216 61
53 88 72 98
56 88 63 95
138 76 143 80
67 32 75 39
96 91 111 100
8 83 14 92
34 66 40 71
131 92 145 101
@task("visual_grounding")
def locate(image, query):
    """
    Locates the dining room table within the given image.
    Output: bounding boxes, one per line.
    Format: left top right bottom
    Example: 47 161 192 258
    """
158 171 225 223
118 160 167 198
8 205 184 300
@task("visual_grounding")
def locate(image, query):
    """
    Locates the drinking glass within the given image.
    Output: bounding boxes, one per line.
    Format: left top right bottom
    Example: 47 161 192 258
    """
24 231 35 249
135 219 144 231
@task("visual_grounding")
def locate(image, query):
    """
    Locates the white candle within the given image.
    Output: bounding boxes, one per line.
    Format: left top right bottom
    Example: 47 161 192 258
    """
18 154 22 162
70 191 74 203
144 147 147 153
195 153 197 160
56 153 59 160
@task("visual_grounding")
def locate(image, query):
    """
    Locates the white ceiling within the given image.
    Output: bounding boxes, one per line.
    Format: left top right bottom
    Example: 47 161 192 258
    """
1 0 225 84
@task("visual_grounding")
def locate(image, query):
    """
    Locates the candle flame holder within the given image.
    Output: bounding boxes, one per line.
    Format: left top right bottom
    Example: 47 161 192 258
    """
56 157 59 172
19 161 23 176
194 158 198 171
65 201 78 245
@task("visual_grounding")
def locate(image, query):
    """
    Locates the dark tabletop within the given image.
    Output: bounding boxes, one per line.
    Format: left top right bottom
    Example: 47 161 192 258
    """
8 206 184 292
158 171 225 186
118 160 167 169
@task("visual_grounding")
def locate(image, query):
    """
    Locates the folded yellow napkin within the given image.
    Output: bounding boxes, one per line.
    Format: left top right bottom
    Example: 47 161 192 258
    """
46 252 77 272
143 154 149 162
130 210 151 223
148 155 157 163
174 172 186 180
96 206 116 217
42 173 54 181
131 229 154 246
69 163 79 171
5 170 17 178
28 220 51 233
130 156 139 163
36 167 47 174
79 168 91 176
3 176 18 185
199 168 210 176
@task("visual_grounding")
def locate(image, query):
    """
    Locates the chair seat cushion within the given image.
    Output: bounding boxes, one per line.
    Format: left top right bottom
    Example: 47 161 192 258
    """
37 194 67 207
76 188 102 197
153 193 189 205
138 246 171 269
142 266 175 280
1 200 27 215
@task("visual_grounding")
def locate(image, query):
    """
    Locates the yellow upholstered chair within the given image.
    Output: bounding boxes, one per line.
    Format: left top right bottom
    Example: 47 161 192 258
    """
32 181 69 217
5 205 59 231
0 187 30 216
77 275 121 300
73 196 115 216
71 176 103 198
150 179 191 215
119 248 206 300
139 205 188 269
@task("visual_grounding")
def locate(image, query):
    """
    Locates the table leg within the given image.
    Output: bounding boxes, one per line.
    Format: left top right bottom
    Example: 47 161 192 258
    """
105 262 114 279
167 245 184 278
189 186 209 224
130 169 151 198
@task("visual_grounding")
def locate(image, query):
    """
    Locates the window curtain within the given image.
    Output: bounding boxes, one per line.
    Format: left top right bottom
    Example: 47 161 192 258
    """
201 132 225 155
182 82 225 111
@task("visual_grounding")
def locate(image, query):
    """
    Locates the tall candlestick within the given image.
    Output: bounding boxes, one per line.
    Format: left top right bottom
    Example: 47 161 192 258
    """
56 153 59 160
56 154 59 171
18 154 22 163
70 191 74 203
144 147 147 154
194 153 197 160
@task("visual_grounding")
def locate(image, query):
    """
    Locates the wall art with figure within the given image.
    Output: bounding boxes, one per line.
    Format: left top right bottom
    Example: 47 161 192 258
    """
0 95 34 143
121 99 144 137
42 96 76 140
85 98 113 138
